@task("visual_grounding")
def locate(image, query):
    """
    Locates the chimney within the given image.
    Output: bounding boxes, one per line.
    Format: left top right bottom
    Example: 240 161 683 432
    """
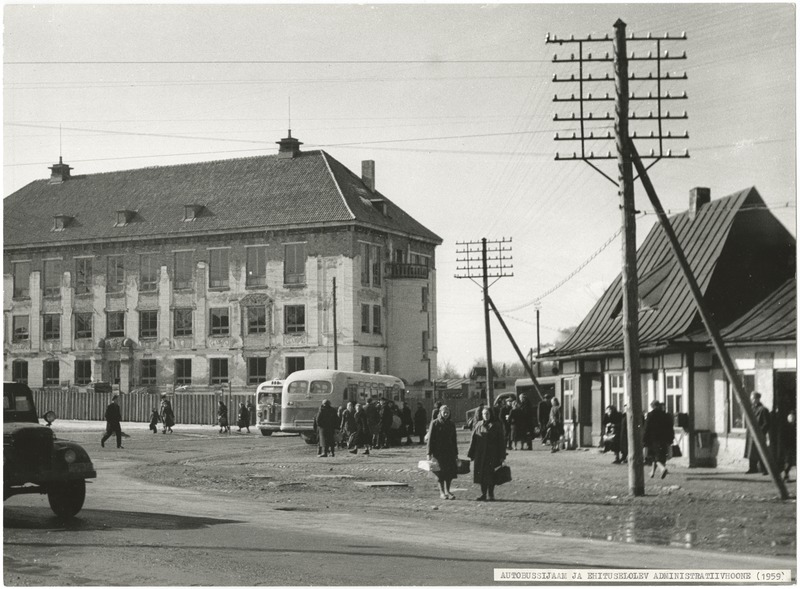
362 160 375 192
689 187 711 220
48 157 72 184
276 130 302 159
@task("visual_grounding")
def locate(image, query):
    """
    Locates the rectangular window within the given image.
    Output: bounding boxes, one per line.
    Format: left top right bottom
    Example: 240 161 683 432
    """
422 331 429 358
140 254 158 292
175 359 192 385
394 249 405 264
372 306 382 335
139 310 158 339
75 360 92 386
174 308 193 337
75 258 93 295
284 305 305 334
729 374 754 431
247 306 267 334
43 259 61 297
372 245 382 287
12 360 28 384
12 316 29 342
374 357 382 373
246 246 267 287
361 304 370 333
43 360 59 386
284 243 306 285
422 286 429 311
286 356 305 377
361 243 371 286
210 358 229 385
209 308 230 336
141 359 157 385
107 256 124 293
609 374 625 411
174 251 193 290
12 262 30 299
665 373 683 416
74 313 93 339
361 356 371 372
247 357 267 385
107 311 125 338
109 360 120 385
562 378 575 420
209 249 230 289
43 314 60 341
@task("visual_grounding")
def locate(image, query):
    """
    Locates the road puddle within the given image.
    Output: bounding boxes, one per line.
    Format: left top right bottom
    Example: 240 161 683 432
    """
584 512 698 548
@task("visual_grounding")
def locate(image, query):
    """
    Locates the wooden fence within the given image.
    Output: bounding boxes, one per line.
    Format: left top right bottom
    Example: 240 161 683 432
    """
31 389 255 426
30 389 482 427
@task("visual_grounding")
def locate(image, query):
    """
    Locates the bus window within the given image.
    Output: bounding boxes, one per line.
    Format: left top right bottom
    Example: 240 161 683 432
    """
288 381 309 396
310 381 332 396
347 383 358 401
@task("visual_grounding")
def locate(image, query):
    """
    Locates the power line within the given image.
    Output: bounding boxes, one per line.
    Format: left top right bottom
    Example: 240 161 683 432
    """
6 58 549 65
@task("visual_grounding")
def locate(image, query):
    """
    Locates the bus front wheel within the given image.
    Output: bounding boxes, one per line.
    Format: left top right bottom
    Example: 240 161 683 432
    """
301 433 318 445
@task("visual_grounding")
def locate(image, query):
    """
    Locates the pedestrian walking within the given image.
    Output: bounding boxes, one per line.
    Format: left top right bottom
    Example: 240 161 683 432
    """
745 391 771 475
432 401 442 421
643 400 674 479
148 407 160 434
547 397 564 453
237 402 251 433
217 400 231 433
467 407 507 501
401 401 414 444
353 402 371 455
366 398 381 450
101 395 124 449
340 402 357 452
618 404 629 463
518 393 535 450
413 402 427 444
500 398 513 449
379 398 393 448
782 409 796 482
602 405 623 463
426 404 458 500
537 395 552 444
316 399 339 457
247 399 257 427
160 395 175 434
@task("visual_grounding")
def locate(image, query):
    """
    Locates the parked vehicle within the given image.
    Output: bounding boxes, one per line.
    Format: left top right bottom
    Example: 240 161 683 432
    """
464 376 560 428
3 382 97 518
280 369 405 445
256 379 284 436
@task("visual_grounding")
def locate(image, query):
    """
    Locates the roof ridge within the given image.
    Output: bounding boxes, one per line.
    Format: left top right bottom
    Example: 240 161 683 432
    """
320 151 356 222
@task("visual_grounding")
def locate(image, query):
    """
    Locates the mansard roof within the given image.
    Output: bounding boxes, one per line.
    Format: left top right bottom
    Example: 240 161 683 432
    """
550 187 796 358
4 149 442 248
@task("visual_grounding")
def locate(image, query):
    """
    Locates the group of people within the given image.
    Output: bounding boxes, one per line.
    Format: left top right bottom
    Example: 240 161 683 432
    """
102 393 176 449
746 391 795 482
600 401 674 478
427 404 507 501
315 398 429 458
494 393 564 453
216 400 255 434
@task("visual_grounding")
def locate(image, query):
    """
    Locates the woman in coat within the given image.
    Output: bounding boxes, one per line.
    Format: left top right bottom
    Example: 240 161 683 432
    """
413 403 427 445
643 400 674 479
237 402 251 433
547 397 563 452
217 400 230 434
508 400 525 450
316 399 339 457
426 404 458 500
160 395 175 434
467 407 507 501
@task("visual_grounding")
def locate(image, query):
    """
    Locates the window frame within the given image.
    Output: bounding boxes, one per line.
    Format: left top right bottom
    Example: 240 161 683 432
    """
664 372 683 416
139 310 158 339
12 261 30 299
372 305 382 335
609 373 625 411
74 359 92 386
43 259 61 297
139 254 159 292
247 306 267 334
210 358 229 385
246 246 267 287
208 248 230 289
12 315 29 342
361 356 371 372
247 357 267 385
562 377 575 420
74 312 93 340
12 359 28 384
107 311 125 338
140 359 157 385
361 304 370 333
75 257 93 295
283 243 306 285
374 357 382 373
284 305 305 334
107 256 125 294
285 356 305 377
43 359 60 386
175 358 192 386
174 308 193 337
174 251 193 290
209 307 230 336
43 314 61 341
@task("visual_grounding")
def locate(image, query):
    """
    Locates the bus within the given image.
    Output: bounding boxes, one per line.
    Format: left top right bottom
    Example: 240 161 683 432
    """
255 379 284 437
280 369 405 444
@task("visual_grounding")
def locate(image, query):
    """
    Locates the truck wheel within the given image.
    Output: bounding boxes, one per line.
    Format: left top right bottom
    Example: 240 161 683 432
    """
260 429 273 437
301 433 318 445
47 480 86 518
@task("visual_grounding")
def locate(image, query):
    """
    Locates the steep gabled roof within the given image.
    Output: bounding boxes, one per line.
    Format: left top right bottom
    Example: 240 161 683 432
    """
551 187 796 358
4 149 441 248
718 278 796 344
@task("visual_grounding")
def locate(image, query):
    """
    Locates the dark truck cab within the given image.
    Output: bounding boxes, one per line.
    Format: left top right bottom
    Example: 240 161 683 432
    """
3 382 96 517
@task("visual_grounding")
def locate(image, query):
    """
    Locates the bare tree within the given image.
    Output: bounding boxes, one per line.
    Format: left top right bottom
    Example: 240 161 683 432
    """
437 359 462 379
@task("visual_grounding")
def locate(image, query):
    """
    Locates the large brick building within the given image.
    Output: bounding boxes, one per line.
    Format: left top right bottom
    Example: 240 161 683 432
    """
3 133 441 392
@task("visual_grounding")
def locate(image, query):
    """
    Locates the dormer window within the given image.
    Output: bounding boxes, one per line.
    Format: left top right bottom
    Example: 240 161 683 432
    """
115 209 136 227
369 198 387 216
52 214 73 232
184 204 205 221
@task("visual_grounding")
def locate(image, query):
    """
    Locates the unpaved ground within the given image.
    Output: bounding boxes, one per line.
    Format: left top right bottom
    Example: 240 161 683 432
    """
77 424 797 558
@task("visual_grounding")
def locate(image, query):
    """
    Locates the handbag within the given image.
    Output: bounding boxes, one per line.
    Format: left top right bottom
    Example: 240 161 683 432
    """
456 458 471 475
417 458 440 472
493 464 512 485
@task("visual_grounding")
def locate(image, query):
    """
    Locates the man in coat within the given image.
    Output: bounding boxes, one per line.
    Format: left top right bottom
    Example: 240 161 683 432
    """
101 395 123 449
365 398 381 450
518 393 535 450
537 395 552 444
401 401 414 445
379 398 394 448
746 391 771 474
643 400 674 479
315 399 339 457
413 402 428 444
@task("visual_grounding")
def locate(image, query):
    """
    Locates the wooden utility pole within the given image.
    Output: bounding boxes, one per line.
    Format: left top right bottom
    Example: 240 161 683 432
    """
332 277 338 370
481 238 495 405
614 19 645 497
535 304 541 377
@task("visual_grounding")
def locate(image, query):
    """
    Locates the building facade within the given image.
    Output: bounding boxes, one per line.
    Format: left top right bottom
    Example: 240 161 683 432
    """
541 187 796 466
4 134 442 392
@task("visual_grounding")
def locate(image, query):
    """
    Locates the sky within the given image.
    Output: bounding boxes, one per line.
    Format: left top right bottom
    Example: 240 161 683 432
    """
3 3 796 376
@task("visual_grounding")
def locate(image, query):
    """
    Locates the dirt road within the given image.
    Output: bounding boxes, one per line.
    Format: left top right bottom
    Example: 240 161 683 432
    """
3 422 795 585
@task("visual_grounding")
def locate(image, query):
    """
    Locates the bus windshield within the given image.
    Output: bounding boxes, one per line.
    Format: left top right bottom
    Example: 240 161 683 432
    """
310 381 332 395
258 392 281 405
287 381 308 396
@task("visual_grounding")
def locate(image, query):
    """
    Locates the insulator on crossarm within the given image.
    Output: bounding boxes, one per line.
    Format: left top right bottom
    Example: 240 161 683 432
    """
607 151 612 157
588 92 592 99
546 32 551 42
667 149 672 156
665 72 671 79
570 34 574 40
552 74 557 81
588 112 593 119
605 92 610 99
683 131 689 138
648 72 653 79
554 132 560 140
648 91 653 98
631 91 636 99
571 74 575 80
649 149 655 156
571 93 575 99
587 73 593 80
667 131 672 138
666 91 671 98
571 113 576 120
649 111 653 117
664 50 670 58
682 91 687 98
573 152 577 158
589 131 594 138
606 131 612 138
553 94 558 100
647 32 652 39
589 151 594 157
648 51 652 58
681 32 686 39
587 33 592 40
683 111 687 117
553 54 557 61
630 72 637 80
605 73 611 80
555 152 560 160
588 52 592 59
649 131 654 137
681 51 687 58
684 149 689 156
571 53 575 60
605 52 610 59
605 34 610 40
666 111 671 117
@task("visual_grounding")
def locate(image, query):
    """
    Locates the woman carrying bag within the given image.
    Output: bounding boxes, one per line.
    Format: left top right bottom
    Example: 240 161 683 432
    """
467 407 507 501
426 404 459 500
